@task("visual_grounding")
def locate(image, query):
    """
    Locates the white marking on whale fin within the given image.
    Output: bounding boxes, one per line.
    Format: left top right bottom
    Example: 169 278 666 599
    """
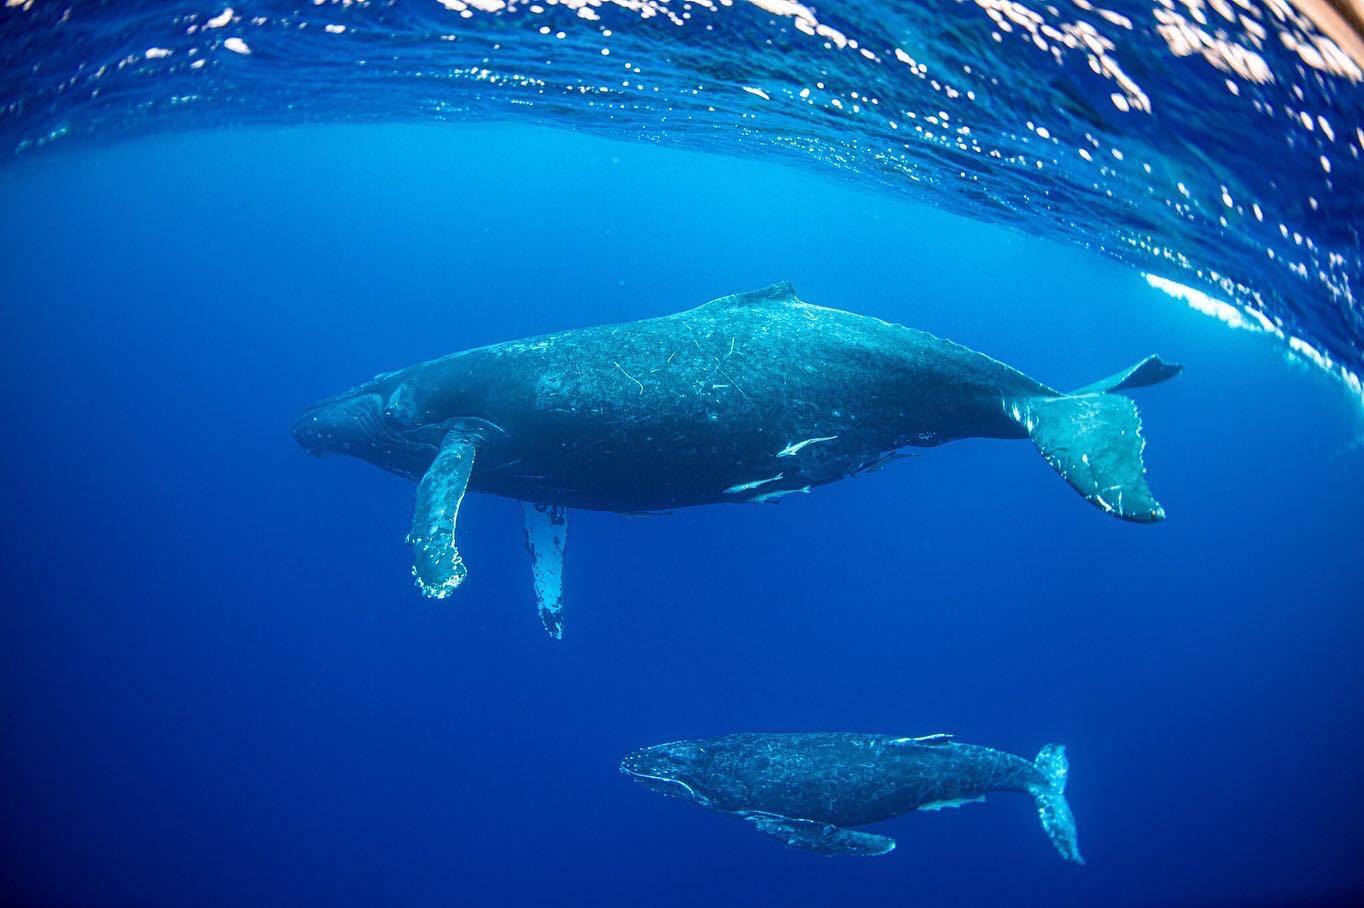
918 796 986 811
738 811 895 857
776 435 838 457
520 502 568 639
724 473 782 494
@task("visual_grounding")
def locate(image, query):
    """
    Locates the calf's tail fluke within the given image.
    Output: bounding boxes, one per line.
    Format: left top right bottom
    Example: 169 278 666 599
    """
1007 354 1181 523
1029 744 1083 865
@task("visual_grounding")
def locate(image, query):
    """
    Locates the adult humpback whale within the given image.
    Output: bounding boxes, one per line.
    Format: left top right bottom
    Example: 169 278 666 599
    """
620 732 1082 862
293 282 1180 637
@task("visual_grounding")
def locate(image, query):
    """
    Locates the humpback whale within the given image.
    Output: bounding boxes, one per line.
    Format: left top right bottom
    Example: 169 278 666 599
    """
620 732 1082 862
292 282 1179 636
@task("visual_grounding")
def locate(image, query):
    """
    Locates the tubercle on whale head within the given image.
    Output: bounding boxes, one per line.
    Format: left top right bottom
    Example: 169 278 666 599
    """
291 383 446 480
291 387 386 457
620 741 713 807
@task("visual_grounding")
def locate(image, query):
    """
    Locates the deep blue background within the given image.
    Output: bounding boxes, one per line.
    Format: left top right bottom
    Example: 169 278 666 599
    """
2 125 1362 907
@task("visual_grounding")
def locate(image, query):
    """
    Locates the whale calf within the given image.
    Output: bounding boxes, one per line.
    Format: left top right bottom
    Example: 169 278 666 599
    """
293 282 1179 636
620 732 1082 862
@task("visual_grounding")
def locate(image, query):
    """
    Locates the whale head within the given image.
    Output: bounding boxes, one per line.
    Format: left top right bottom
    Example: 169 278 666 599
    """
620 741 714 807
292 384 444 481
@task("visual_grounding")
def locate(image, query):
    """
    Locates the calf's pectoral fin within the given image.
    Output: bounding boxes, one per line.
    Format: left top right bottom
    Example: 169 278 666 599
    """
520 501 568 639
408 431 479 599
737 811 895 857
1008 393 1165 523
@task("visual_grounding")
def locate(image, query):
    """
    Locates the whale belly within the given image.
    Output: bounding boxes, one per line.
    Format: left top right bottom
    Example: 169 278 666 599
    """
474 359 910 510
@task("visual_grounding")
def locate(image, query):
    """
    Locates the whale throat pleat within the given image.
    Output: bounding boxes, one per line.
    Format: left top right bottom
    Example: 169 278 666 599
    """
409 432 478 599
521 501 568 639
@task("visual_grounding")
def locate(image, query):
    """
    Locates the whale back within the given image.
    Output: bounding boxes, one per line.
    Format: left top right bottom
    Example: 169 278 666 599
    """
680 732 1034 828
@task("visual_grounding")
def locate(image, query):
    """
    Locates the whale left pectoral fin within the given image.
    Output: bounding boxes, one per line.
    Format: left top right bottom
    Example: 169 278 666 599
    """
520 502 568 639
738 811 895 857
409 431 479 599
1010 393 1165 523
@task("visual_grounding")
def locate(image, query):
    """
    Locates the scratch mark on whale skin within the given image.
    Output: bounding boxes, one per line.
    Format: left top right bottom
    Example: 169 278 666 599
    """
613 361 645 394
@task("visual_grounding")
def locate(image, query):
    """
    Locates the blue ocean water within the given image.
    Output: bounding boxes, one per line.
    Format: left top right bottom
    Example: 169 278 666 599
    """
2 0 1362 387
2 123 1362 907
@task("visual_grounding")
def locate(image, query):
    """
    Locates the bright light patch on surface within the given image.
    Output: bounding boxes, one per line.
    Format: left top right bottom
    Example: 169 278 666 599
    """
1 0 1360 392
1147 274 1364 412
1144 273 1255 332
1289 335 1333 370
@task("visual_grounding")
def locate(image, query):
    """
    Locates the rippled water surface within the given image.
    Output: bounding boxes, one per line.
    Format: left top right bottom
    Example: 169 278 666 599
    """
2 0 1361 389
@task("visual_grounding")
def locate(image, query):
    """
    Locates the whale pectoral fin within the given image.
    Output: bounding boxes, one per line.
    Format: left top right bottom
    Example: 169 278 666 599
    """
1009 393 1165 523
738 811 895 857
408 432 478 599
520 501 568 639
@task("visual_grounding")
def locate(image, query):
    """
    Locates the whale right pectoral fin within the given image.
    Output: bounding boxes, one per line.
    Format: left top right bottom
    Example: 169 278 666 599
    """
1010 393 1165 523
408 431 479 599
520 502 567 639
738 811 895 857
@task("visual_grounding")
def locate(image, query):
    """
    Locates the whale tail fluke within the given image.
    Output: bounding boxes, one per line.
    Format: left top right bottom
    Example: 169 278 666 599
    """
1011 393 1164 522
1030 744 1083 865
1008 354 1179 522
1070 354 1182 396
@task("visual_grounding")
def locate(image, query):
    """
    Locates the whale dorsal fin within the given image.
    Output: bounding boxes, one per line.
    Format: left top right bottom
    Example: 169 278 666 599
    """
521 501 568 639
738 811 895 857
409 430 479 599
712 281 798 308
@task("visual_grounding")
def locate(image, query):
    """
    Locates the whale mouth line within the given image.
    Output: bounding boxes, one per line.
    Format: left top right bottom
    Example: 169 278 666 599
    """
620 767 709 806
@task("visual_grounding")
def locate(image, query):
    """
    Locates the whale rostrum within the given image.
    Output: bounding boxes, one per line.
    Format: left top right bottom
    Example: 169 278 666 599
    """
293 282 1180 636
